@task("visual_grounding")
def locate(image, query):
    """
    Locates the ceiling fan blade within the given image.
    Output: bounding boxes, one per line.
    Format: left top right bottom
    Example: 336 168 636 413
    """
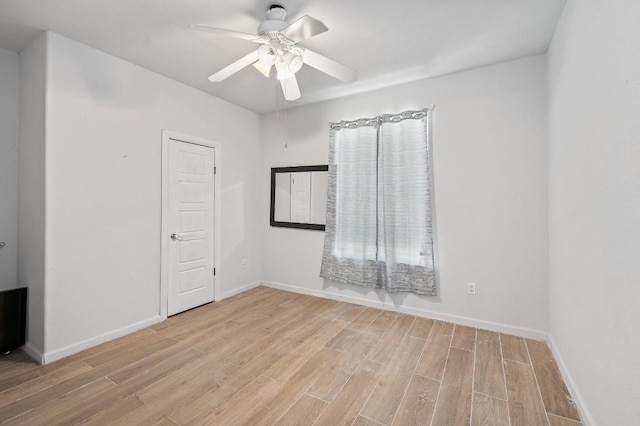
280 75 301 101
302 49 357 83
280 15 328 43
208 50 259 82
252 62 272 78
190 24 260 42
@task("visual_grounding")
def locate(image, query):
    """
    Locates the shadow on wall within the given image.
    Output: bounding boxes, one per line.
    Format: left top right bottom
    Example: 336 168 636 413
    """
221 181 245 265
322 278 443 307
68 41 160 109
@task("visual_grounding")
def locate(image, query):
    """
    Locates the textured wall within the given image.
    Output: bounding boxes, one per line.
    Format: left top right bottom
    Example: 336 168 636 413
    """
548 1 640 424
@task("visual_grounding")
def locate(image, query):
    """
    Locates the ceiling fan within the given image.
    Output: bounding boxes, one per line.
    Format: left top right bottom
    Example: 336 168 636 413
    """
191 4 357 101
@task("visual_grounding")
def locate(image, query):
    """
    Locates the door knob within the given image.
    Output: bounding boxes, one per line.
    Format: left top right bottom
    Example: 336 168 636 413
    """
170 233 183 241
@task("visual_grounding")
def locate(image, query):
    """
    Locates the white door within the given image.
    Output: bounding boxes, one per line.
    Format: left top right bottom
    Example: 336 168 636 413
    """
290 172 311 223
167 139 215 316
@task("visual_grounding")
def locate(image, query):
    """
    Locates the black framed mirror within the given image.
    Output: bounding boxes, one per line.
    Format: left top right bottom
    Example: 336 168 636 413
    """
270 165 328 231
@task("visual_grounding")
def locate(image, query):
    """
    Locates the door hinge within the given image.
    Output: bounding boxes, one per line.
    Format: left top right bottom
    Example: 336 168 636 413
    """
214 166 217 174
213 268 216 276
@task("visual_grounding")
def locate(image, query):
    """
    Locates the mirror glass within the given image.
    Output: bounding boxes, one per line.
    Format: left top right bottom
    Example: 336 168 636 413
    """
270 165 328 231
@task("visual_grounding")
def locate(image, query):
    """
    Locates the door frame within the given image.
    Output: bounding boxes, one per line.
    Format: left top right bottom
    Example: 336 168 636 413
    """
160 130 222 319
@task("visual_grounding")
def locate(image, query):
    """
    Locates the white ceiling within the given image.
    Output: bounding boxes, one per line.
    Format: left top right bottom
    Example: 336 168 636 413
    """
0 0 565 114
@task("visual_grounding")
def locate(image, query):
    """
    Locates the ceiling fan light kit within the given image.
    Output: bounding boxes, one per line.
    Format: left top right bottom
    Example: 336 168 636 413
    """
257 44 276 66
284 51 304 73
191 4 357 102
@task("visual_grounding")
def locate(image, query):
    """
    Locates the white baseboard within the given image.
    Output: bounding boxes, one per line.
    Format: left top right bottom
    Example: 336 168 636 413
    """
30 282 261 365
547 335 595 426
22 341 45 365
218 281 261 301
40 315 164 364
261 281 547 340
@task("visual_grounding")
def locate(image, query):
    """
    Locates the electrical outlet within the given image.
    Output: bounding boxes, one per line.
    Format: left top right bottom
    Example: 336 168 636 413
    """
241 259 247 269
467 282 476 296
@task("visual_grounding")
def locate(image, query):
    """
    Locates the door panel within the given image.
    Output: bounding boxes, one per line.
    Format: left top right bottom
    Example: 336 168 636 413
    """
168 139 215 316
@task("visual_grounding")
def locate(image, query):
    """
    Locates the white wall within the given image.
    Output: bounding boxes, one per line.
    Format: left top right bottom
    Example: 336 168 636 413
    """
547 1 640 424
0 48 19 291
42 33 262 358
262 56 549 336
17 33 47 354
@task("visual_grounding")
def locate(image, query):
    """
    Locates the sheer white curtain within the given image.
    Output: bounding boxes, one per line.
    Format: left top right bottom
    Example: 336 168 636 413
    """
320 109 436 296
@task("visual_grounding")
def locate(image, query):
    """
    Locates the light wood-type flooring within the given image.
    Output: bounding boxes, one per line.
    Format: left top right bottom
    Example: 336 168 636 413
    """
0 286 580 425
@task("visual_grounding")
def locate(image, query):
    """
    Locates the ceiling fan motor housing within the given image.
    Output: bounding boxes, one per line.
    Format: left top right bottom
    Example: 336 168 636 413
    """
258 5 288 34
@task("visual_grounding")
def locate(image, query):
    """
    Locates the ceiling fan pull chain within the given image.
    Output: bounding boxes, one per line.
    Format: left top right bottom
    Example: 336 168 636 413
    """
284 96 288 149
275 83 280 143
275 83 287 149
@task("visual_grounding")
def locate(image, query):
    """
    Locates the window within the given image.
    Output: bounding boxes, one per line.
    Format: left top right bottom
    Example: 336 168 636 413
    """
320 109 437 296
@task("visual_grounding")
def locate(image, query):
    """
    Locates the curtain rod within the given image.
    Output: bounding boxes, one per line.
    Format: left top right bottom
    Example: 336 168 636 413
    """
329 106 434 130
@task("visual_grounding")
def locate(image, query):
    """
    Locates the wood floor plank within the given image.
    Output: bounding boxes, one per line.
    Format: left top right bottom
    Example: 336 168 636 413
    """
431 347 474 426
308 369 350 403
192 375 279 425
106 340 203 385
138 335 300 421
91 398 173 425
348 307 383 332
354 415 385 426
392 374 439 426
413 320 454 380
0 354 81 394
3 377 118 426
278 292 315 309
326 328 362 351
251 292 321 329
0 351 34 374
158 336 302 425
369 310 398 331
475 329 507 400
336 303 367 322
154 287 284 339
504 359 549 426
0 354 48 391
149 287 278 334
472 392 509 426
155 417 179 426
237 347 340 426
0 335 181 422
129 327 268 405
314 359 385 426
194 325 270 355
83 334 178 368
114 348 204 394
277 394 327 426
307 329 383 402
361 336 426 424
451 325 476 351
69 328 157 360
526 339 580 421
501 334 531 363
201 294 296 337
407 317 434 340
288 311 339 342
548 413 582 425
367 315 415 365
0 288 579 426
0 360 93 408
139 331 263 398
79 394 146 425
263 319 348 382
